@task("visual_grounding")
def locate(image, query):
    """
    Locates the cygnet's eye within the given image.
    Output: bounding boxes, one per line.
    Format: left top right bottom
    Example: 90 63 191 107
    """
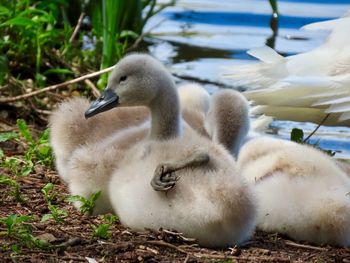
119 76 127 82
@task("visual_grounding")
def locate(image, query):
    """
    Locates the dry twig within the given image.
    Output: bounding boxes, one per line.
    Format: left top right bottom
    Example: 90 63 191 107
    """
0 66 114 104
161 229 197 242
55 237 84 250
145 240 188 255
61 12 85 56
84 79 101 98
284 240 328 251
69 13 85 43
303 113 330 142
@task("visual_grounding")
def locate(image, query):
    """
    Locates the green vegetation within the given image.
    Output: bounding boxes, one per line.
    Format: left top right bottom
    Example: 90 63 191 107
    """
290 128 304 143
41 183 56 203
92 214 118 239
103 214 118 224
0 0 175 108
17 119 53 167
41 204 68 223
0 175 24 203
41 183 68 223
0 214 49 250
66 191 102 214
92 223 111 239
94 0 175 87
0 0 72 86
1 119 53 176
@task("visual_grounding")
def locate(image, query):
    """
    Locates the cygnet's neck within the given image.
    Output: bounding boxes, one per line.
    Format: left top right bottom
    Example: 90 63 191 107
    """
216 119 248 157
149 83 181 140
206 91 250 157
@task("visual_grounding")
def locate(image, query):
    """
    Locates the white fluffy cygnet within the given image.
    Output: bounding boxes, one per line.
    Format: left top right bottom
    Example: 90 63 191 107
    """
238 136 350 247
81 53 257 248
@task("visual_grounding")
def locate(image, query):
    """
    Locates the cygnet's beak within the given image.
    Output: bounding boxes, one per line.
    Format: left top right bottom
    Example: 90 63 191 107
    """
85 89 119 119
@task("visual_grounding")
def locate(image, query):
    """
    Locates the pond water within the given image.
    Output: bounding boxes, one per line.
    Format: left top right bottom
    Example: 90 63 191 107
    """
143 0 350 158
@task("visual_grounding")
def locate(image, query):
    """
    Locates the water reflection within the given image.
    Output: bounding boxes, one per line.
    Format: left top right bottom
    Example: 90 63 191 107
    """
266 13 279 49
162 10 334 28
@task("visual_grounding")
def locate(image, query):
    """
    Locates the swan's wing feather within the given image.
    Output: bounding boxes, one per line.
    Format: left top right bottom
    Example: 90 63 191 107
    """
250 105 350 125
313 96 350 107
250 115 273 132
283 76 335 88
325 102 350 114
225 16 350 126
339 111 350 121
247 46 284 63
246 86 328 108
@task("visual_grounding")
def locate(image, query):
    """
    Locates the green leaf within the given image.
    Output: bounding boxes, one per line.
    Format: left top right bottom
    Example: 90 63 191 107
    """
66 195 84 203
4 214 32 228
16 119 34 144
120 30 138 39
35 73 47 87
103 214 118 224
41 183 54 201
0 175 19 188
43 68 74 76
38 129 49 144
42 183 54 193
0 132 18 142
21 162 33 176
66 191 101 214
90 191 101 203
0 6 11 16
0 17 37 27
290 128 304 143
41 214 54 222
37 145 51 158
11 244 20 253
92 223 110 239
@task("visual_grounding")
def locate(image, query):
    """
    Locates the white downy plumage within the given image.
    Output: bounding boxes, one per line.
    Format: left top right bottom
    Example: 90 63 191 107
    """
237 136 350 246
50 54 257 248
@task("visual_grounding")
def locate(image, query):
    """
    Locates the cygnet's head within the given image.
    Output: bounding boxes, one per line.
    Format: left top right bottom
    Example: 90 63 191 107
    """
85 54 174 118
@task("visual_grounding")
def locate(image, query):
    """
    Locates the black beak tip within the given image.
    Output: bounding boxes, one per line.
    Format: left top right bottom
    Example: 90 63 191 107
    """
84 89 119 119
84 109 94 119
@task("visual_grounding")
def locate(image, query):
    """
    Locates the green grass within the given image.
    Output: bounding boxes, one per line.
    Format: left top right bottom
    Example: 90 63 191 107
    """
96 0 175 88
1 0 175 103
0 0 72 86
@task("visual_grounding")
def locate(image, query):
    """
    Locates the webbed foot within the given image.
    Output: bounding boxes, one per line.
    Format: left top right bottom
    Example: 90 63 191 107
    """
151 151 210 192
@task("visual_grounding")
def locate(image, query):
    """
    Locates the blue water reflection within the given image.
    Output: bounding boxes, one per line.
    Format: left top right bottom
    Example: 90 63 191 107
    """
162 11 334 29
